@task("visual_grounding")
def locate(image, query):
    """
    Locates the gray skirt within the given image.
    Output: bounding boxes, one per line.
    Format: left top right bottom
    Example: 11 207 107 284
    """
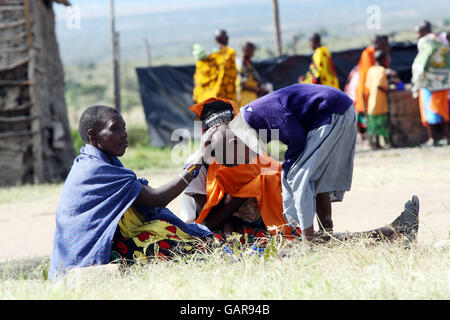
281 106 357 230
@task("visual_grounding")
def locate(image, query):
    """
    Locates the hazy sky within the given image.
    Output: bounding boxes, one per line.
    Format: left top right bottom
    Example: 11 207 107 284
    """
54 0 448 22
54 0 277 19
54 0 450 64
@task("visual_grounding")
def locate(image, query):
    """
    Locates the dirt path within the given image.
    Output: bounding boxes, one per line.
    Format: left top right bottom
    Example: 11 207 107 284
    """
0 146 449 262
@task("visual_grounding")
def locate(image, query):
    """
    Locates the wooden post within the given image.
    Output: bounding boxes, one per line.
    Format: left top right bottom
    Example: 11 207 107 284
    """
110 0 121 112
292 34 298 55
271 0 282 56
24 0 43 184
144 37 151 67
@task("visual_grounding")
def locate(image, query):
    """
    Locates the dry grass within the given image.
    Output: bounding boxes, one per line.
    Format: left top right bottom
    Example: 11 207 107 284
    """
0 238 449 299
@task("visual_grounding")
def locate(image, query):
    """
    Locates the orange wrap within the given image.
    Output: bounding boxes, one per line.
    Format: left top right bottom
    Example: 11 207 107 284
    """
189 97 293 237
195 157 292 237
418 89 449 126
355 46 376 113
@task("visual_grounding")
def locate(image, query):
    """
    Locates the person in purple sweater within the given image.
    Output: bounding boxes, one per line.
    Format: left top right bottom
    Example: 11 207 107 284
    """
210 84 419 243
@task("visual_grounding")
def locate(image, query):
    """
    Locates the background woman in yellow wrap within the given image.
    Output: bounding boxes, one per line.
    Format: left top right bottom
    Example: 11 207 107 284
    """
299 33 339 89
192 30 237 103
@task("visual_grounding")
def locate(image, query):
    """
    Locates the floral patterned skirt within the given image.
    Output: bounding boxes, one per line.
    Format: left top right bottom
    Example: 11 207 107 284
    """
111 223 209 264
110 206 294 265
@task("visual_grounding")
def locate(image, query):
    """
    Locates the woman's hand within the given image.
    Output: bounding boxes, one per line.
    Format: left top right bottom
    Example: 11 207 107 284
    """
190 125 221 165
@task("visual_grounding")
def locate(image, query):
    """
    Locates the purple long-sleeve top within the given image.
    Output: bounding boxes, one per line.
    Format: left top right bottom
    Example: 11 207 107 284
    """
242 84 353 176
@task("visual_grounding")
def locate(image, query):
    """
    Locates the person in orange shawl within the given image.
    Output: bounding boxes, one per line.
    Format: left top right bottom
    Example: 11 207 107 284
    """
355 35 389 142
192 30 237 104
299 33 340 89
179 97 295 240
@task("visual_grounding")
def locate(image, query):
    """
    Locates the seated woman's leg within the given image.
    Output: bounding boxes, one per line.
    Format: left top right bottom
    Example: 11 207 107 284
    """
327 196 420 243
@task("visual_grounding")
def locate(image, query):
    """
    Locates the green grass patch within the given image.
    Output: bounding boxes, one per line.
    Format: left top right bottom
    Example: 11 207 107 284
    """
121 145 179 170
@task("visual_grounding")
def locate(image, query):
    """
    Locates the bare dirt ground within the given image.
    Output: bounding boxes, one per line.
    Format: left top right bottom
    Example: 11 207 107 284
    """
0 146 449 262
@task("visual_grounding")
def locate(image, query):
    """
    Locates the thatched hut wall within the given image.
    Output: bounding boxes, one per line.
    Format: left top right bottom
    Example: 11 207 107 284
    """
0 0 75 186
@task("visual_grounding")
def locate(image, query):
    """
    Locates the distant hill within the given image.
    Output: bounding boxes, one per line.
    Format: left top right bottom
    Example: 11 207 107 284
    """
55 0 450 65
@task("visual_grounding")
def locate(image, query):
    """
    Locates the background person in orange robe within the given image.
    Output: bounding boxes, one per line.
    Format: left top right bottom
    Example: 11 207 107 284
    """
355 35 389 143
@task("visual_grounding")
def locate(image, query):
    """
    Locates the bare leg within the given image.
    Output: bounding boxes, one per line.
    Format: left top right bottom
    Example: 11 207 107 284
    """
302 226 315 241
426 125 433 141
302 193 333 242
430 124 441 146
333 196 420 243
332 226 394 241
442 122 449 142
305 196 420 244
448 122 450 144
316 192 333 232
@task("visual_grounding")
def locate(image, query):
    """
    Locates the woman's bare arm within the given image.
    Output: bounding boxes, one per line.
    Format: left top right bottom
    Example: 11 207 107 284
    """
133 125 219 209
134 170 195 208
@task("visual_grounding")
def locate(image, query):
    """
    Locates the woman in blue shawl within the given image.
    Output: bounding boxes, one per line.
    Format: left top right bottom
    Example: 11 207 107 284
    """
49 105 216 279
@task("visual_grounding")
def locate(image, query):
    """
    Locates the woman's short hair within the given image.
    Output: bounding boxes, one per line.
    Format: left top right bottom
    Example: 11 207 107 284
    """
78 105 119 143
